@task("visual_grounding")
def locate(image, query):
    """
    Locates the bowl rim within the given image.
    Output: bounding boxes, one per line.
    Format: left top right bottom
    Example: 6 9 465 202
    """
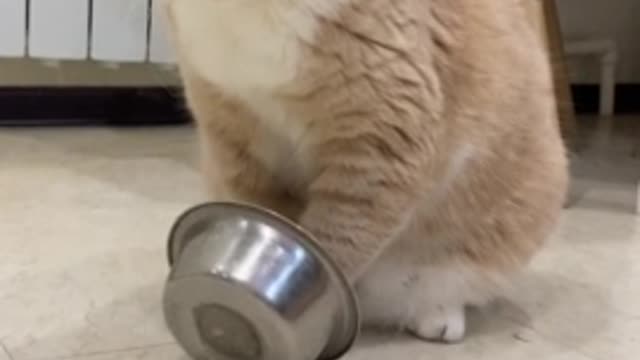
166 201 361 360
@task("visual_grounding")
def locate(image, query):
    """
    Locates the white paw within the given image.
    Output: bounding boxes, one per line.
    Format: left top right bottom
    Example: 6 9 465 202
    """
409 305 466 343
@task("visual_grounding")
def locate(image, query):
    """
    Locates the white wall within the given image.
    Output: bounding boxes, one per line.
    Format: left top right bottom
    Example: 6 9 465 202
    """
556 0 640 83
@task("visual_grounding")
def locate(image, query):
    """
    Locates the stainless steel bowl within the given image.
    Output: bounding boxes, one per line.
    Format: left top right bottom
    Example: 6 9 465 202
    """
163 202 360 360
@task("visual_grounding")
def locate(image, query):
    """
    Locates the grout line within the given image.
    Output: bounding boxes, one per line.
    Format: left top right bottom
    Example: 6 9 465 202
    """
0 341 15 360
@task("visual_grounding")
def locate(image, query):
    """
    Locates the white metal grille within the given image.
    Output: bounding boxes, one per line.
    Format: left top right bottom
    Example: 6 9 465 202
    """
0 0 175 63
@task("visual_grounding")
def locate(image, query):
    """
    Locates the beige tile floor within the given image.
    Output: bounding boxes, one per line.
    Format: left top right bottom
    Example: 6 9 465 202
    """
1 117 639 360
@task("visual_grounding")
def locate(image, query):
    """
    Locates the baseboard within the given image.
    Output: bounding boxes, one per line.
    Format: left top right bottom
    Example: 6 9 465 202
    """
572 84 640 115
0 86 189 126
0 84 637 126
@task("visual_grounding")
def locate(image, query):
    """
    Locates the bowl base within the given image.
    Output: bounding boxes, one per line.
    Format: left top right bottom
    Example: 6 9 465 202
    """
195 304 262 359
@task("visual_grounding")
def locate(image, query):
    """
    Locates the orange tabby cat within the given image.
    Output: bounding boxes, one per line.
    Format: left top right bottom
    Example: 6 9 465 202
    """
165 0 568 342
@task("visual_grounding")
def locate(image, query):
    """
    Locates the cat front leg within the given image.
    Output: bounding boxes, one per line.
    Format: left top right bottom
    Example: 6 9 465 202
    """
182 73 303 219
299 117 433 282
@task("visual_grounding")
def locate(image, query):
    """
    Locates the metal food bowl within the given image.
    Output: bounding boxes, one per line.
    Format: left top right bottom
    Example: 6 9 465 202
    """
163 202 360 360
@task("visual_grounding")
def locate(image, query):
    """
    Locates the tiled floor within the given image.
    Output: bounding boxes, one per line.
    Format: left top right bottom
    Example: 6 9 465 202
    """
1 117 639 360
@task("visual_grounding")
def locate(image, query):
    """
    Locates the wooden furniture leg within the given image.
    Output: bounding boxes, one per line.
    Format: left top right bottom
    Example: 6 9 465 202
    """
523 0 577 149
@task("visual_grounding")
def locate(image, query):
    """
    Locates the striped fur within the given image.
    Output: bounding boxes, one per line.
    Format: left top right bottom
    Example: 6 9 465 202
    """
166 0 568 342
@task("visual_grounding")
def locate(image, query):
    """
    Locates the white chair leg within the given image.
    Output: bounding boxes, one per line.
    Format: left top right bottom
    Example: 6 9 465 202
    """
600 49 617 117
636 180 640 214
565 38 617 117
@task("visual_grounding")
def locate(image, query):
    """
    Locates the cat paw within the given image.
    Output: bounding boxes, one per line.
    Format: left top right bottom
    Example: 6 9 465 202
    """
408 305 466 343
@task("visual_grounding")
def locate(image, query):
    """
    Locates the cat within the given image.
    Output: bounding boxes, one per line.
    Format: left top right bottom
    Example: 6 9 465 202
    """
165 0 569 342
